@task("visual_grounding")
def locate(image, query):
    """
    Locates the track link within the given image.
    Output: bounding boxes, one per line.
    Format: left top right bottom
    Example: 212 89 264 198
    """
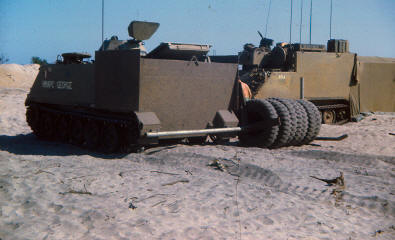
26 104 141 153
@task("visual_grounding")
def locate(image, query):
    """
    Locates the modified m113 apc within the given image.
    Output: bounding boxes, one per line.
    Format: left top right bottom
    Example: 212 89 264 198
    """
25 21 322 153
212 32 395 124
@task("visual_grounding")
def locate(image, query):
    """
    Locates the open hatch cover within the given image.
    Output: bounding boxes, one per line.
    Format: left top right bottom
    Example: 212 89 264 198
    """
147 42 211 60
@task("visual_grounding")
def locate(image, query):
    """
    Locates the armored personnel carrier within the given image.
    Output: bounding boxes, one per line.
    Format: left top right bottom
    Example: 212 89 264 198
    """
212 32 395 124
25 21 322 152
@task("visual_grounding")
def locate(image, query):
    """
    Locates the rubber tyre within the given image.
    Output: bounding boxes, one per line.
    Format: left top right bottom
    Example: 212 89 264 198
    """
297 99 321 144
289 100 309 146
267 99 293 148
239 99 279 148
272 98 297 146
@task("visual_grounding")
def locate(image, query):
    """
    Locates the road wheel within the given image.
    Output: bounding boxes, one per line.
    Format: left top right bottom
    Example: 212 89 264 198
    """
40 112 55 139
297 99 321 144
101 123 119 153
267 98 292 148
239 99 279 148
71 118 84 145
322 110 336 124
84 120 101 150
57 115 70 142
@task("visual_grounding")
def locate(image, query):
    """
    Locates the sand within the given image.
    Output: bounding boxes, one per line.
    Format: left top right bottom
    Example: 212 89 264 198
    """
0 64 39 89
0 64 394 239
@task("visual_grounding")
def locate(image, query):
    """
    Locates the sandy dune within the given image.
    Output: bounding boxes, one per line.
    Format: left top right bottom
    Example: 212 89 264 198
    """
0 64 39 89
0 65 394 239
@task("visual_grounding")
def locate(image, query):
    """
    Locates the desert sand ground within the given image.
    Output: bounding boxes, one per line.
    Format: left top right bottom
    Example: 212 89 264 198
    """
0 64 394 240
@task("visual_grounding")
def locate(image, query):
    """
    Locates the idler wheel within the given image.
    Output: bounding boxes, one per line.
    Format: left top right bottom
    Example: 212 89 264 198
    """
71 118 84 145
84 120 101 149
101 123 119 153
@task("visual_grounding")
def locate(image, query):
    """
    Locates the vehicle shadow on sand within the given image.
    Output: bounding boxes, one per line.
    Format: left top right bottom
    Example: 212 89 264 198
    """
0 133 127 159
0 134 240 158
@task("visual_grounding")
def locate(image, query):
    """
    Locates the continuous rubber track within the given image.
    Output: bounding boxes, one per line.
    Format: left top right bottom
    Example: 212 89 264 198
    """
297 99 322 145
267 99 293 148
239 99 279 148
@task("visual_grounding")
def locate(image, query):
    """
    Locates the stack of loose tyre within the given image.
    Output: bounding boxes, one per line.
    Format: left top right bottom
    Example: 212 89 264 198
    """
239 98 321 148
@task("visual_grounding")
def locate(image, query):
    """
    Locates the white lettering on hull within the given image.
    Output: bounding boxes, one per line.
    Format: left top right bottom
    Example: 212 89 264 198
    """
56 81 72 90
42 80 72 90
42 80 55 88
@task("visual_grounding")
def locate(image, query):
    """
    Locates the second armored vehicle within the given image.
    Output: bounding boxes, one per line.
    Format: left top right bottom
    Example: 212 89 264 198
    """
212 32 395 124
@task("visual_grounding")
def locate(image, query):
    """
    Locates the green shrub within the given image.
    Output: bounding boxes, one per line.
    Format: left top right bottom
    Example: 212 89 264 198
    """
31 56 48 66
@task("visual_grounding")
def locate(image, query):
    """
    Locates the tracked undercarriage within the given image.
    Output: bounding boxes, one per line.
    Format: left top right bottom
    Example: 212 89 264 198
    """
239 71 350 124
26 103 140 153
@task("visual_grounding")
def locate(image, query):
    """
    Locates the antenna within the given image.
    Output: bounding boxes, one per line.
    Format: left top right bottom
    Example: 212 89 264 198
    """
329 0 333 39
289 0 293 43
265 0 272 37
309 0 312 44
299 0 303 43
101 0 104 50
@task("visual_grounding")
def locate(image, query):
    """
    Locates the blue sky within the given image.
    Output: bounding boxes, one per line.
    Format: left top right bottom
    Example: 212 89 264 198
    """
1 0 394 64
